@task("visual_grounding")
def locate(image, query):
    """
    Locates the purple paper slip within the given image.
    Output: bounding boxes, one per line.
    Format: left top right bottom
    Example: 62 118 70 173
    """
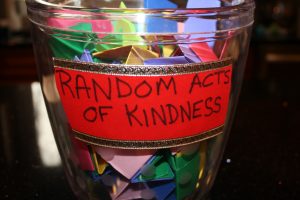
178 44 201 63
80 49 93 62
144 56 190 65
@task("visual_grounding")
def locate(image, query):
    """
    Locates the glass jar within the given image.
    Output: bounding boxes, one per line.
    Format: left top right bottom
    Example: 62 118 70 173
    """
26 0 255 199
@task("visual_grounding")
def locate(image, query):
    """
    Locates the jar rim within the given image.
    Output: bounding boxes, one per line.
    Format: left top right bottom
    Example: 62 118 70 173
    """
26 0 255 39
26 0 255 12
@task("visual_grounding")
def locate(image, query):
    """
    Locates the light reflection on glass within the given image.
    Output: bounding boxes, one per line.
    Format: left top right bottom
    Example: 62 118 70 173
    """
31 82 61 167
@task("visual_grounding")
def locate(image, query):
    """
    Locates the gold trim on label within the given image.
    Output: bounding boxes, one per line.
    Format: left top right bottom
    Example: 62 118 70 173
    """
74 125 224 149
54 57 232 76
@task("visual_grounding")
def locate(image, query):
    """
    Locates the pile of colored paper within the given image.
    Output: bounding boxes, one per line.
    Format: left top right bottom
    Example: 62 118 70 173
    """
48 1 230 199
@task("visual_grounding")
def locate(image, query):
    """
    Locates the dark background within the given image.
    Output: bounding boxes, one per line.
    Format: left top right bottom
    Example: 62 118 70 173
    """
1 0 300 199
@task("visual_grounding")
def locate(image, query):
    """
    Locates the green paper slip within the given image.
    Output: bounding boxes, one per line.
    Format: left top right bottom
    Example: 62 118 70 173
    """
135 154 174 182
167 147 201 200
175 152 200 200
95 1 145 53
50 23 97 59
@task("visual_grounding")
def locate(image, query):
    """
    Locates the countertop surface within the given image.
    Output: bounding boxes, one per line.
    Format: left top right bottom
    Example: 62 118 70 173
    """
0 76 300 200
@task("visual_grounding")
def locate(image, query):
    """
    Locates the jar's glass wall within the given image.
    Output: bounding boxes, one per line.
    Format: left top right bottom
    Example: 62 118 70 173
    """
27 1 254 199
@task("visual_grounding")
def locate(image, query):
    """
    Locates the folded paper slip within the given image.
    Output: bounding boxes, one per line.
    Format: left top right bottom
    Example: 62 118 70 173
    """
147 181 176 200
190 42 218 62
115 183 153 200
144 56 190 65
50 23 97 60
95 147 155 179
48 15 113 38
99 168 129 200
90 146 108 175
71 138 95 171
93 45 159 64
168 148 201 200
131 153 174 183
179 44 201 63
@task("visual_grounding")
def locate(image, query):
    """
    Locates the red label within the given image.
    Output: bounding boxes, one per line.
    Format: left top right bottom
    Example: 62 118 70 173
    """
54 58 232 148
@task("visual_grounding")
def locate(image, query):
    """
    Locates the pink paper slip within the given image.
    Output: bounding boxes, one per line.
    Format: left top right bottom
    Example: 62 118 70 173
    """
95 147 155 179
190 42 218 62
